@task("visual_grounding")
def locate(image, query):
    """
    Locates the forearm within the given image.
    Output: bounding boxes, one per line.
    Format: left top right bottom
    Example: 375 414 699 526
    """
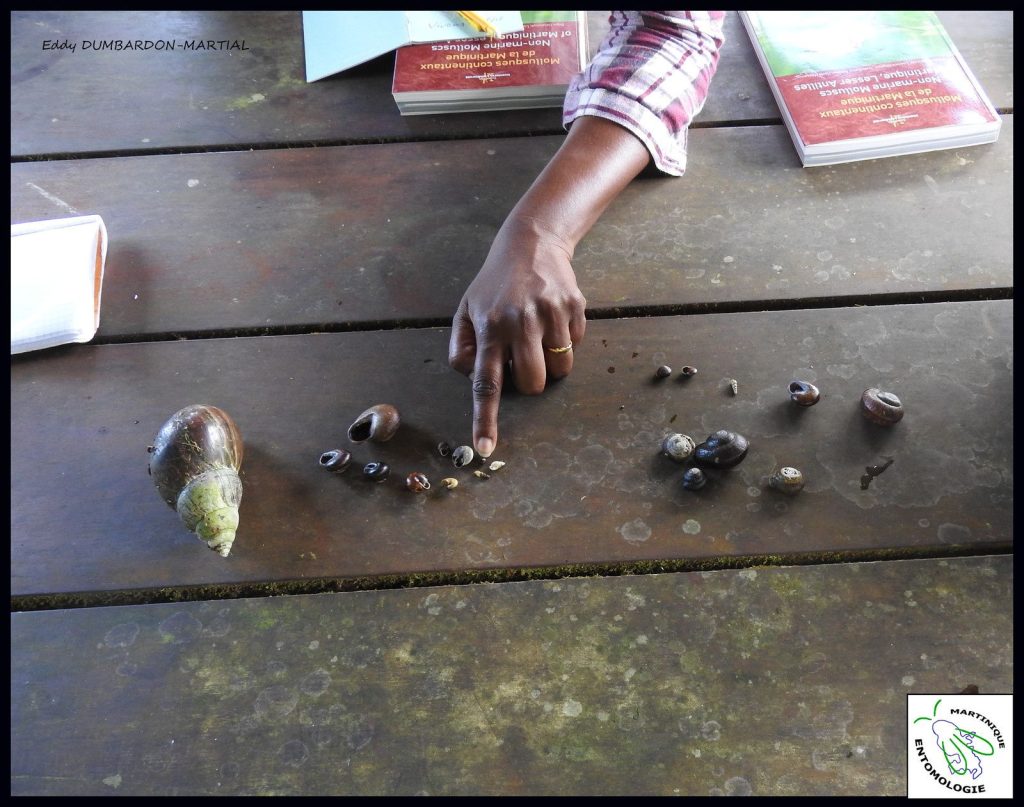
503 115 651 254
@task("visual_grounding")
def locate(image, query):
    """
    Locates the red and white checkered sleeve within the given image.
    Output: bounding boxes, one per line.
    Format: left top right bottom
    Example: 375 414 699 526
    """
564 11 726 176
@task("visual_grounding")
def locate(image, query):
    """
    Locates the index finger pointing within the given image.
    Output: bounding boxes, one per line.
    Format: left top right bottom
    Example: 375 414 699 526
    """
471 340 505 459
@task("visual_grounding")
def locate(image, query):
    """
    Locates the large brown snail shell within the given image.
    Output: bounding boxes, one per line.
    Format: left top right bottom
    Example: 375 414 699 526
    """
861 388 904 425
347 404 401 443
789 380 820 406
694 429 749 469
149 404 243 557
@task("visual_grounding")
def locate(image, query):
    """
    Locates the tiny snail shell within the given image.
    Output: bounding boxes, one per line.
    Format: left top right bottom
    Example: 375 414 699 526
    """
319 448 352 473
769 466 804 495
452 445 474 467
661 432 696 463
362 461 390 482
347 404 400 443
789 380 820 407
473 470 491 480
488 461 506 471
680 366 698 377
729 379 739 396
405 472 431 493
694 429 750 469
655 365 672 380
437 441 452 457
861 388 904 425
681 467 707 490
440 477 459 490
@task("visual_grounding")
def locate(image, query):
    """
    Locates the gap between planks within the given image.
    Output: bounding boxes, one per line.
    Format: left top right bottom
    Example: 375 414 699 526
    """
9 543 1012 613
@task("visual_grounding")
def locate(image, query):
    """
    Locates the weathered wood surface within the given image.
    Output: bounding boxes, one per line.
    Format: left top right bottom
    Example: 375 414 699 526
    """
11 301 1012 601
11 11 1012 157
10 117 1012 339
10 555 1013 795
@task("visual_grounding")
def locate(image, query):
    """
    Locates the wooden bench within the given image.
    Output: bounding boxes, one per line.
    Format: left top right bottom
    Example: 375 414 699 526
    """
11 10 1013 795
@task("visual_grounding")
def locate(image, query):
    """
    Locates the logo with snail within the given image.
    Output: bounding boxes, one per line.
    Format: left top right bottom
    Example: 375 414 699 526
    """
907 693 1012 798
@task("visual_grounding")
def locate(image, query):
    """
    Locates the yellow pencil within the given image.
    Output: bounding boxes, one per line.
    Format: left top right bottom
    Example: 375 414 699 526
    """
457 10 498 37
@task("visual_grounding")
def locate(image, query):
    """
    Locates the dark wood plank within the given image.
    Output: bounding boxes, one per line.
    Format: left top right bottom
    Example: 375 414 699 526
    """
11 11 1011 157
11 556 1014 795
11 301 1011 601
10 118 1012 339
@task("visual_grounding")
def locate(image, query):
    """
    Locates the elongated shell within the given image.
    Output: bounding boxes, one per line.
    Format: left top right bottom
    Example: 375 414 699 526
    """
149 404 243 557
348 404 400 443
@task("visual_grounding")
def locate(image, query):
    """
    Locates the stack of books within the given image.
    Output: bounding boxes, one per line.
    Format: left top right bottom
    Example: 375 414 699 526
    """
392 11 589 115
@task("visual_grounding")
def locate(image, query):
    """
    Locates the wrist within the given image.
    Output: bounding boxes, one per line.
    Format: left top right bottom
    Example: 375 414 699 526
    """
501 213 577 259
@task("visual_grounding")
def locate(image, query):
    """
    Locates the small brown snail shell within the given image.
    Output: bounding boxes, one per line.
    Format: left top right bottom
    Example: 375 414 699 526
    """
861 388 904 425
680 366 698 377
681 467 706 490
769 466 804 495
347 404 400 443
694 429 749 469
149 404 243 558
319 448 352 473
452 445 474 467
440 477 459 490
406 472 431 493
363 461 390 482
789 380 820 407
661 432 696 463
655 365 672 379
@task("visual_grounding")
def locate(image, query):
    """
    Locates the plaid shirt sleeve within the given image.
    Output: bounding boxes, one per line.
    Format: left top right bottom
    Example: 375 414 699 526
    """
563 11 726 176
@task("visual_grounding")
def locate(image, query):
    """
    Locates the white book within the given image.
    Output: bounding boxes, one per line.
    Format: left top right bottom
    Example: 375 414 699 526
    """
11 215 108 354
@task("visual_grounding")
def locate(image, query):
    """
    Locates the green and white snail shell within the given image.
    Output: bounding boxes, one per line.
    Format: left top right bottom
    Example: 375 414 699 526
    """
149 404 243 558
661 432 696 463
348 404 401 443
694 429 749 469
861 388 904 425
768 466 804 495
789 380 820 406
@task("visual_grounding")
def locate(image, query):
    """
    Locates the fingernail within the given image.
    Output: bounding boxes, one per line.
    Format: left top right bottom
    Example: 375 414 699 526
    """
477 438 494 458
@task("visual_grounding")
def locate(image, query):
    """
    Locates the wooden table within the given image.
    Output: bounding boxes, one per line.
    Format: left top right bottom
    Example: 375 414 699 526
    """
11 11 1013 796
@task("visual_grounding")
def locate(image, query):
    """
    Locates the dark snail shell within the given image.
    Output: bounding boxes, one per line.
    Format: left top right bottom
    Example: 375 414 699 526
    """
363 461 390 482
319 449 352 473
861 388 904 425
655 365 672 379
694 429 749 469
348 404 400 443
406 472 431 493
661 432 696 463
789 380 820 407
769 466 804 495
680 366 698 377
681 467 707 490
437 441 452 457
149 404 243 557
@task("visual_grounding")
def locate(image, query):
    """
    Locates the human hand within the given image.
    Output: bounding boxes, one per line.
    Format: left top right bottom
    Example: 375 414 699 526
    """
448 215 587 458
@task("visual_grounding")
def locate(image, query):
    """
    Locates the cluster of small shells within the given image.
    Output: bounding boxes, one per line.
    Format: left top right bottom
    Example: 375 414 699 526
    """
658 378 904 497
320 405 506 495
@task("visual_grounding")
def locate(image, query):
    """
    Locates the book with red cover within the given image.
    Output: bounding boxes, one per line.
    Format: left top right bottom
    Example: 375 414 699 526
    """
392 11 588 115
739 11 1001 166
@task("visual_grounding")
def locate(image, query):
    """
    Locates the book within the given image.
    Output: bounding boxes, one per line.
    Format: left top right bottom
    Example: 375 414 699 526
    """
11 215 108 354
302 11 524 82
739 11 1001 166
392 11 588 115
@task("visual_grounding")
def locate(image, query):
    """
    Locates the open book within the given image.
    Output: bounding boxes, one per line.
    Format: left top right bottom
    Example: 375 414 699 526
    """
302 11 524 82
